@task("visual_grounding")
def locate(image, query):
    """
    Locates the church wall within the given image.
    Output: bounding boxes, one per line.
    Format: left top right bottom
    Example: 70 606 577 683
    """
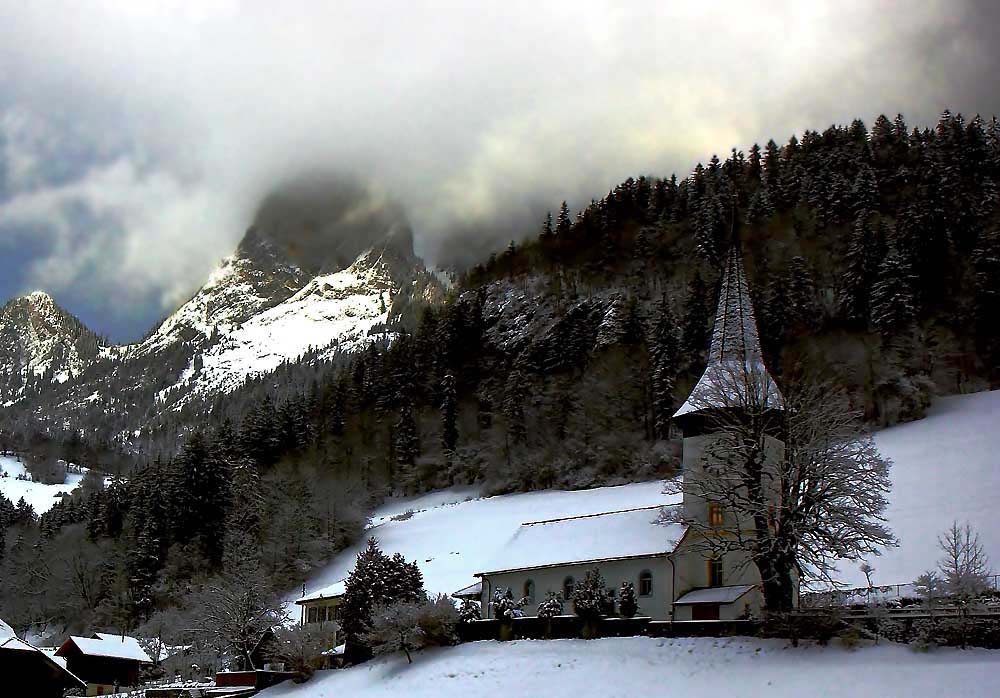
480 556 674 620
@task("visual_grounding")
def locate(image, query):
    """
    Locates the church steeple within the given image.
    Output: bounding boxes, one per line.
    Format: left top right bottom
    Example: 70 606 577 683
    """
674 243 782 423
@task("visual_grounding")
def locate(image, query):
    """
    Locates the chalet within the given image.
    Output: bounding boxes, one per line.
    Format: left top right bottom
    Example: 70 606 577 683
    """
55 632 153 696
472 242 798 622
295 579 345 644
0 618 86 698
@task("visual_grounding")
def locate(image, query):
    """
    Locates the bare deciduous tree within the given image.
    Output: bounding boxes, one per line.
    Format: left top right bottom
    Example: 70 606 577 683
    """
666 363 896 612
188 566 288 670
938 521 991 600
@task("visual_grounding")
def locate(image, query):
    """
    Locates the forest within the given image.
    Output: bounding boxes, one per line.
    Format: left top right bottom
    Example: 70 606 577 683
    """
1 110 998 645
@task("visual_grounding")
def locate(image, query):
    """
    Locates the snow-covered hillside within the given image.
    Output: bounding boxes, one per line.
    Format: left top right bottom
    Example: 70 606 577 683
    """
840 389 1000 589
293 481 676 605
260 636 1000 698
0 455 89 514
297 390 1000 605
154 246 402 399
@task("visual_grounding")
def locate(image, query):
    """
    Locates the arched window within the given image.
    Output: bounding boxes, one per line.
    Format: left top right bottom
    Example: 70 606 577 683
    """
523 579 535 603
638 570 653 597
563 576 575 599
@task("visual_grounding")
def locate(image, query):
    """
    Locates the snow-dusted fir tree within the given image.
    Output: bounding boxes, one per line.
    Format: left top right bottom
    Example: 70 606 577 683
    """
649 295 679 440
571 569 612 620
394 398 419 467
458 598 481 622
618 581 639 618
870 245 916 337
440 373 458 455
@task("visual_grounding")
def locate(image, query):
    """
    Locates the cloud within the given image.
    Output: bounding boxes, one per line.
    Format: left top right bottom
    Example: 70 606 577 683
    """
0 0 996 338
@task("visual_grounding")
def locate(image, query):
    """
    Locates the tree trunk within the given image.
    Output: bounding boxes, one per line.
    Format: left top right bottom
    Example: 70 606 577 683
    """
756 557 796 614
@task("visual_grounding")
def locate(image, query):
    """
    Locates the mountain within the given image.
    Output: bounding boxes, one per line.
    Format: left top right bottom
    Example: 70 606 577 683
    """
0 291 105 404
1 219 444 449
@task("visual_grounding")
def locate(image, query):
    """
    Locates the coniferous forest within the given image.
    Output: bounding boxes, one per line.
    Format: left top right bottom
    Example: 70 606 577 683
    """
1 110 999 642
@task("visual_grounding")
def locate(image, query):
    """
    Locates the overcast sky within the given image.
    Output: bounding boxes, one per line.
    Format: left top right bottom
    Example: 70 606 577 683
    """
0 1 998 341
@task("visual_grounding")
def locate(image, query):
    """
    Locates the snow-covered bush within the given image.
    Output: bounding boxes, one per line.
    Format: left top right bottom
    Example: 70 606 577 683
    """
572 569 612 620
536 593 564 619
458 598 482 622
492 587 527 621
417 594 459 647
618 581 638 618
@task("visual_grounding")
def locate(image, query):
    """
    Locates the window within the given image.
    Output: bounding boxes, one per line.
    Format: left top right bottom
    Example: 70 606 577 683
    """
563 576 575 599
523 579 535 604
307 607 318 624
708 502 724 527
638 570 653 597
708 558 724 588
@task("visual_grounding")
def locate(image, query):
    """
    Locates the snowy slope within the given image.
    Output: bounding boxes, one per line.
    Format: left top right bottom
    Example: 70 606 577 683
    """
838 389 1000 589
260 636 1000 698
0 455 87 514
294 481 677 605
297 390 1000 604
161 248 400 398
0 291 104 401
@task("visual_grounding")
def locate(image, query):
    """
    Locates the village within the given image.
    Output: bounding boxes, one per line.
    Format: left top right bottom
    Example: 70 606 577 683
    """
2 243 998 697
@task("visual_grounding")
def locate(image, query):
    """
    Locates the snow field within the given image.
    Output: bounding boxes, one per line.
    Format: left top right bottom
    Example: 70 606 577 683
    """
259 636 1000 698
0 455 87 515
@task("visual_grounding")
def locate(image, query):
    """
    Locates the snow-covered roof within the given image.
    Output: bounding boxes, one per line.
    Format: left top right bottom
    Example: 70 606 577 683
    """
60 633 153 663
674 584 756 605
298 579 347 604
674 244 783 420
452 581 483 599
477 506 687 576
0 636 87 688
0 617 13 640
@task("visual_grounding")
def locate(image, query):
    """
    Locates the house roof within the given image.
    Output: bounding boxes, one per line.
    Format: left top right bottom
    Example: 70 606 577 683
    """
0 617 13 640
58 633 153 663
451 580 483 599
674 244 783 419
476 505 687 576
297 579 347 604
674 584 756 605
0 635 87 689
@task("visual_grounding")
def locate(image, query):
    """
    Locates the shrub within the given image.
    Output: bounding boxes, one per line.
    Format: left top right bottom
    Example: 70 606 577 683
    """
492 587 527 621
537 593 564 619
458 598 481 622
572 569 611 620
417 594 459 647
618 581 638 618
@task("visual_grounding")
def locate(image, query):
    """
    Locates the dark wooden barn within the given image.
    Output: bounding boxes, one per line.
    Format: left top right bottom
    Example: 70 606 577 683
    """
0 635 86 698
55 632 153 694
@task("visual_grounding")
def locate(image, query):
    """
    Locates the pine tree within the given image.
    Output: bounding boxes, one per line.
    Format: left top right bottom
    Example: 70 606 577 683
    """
440 373 458 455
785 256 819 332
851 164 880 216
681 272 709 368
839 215 878 326
618 581 639 618
871 246 916 336
745 186 775 224
540 212 554 240
572 568 612 620
650 296 679 439
557 201 572 237
394 399 419 468
503 369 527 445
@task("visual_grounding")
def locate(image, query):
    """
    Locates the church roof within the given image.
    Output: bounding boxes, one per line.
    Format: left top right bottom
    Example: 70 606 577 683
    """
674 244 783 419
476 505 687 576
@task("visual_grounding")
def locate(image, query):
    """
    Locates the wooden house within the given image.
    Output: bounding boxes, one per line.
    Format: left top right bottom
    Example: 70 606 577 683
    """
55 632 153 695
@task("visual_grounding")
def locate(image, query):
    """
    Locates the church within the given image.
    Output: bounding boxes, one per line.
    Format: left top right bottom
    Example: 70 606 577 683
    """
471 242 799 622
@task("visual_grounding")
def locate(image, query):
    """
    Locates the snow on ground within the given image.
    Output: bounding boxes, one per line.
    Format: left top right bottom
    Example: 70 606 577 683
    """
0 455 87 514
260 636 1000 698
292 481 676 606
837 389 1000 589
298 390 1000 605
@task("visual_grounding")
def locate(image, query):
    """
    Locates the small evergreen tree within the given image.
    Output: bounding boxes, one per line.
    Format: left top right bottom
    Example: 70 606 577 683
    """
618 581 639 618
572 569 611 620
536 592 564 619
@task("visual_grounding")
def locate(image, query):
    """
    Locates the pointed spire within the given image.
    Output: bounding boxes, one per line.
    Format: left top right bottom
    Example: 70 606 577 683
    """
674 242 782 421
